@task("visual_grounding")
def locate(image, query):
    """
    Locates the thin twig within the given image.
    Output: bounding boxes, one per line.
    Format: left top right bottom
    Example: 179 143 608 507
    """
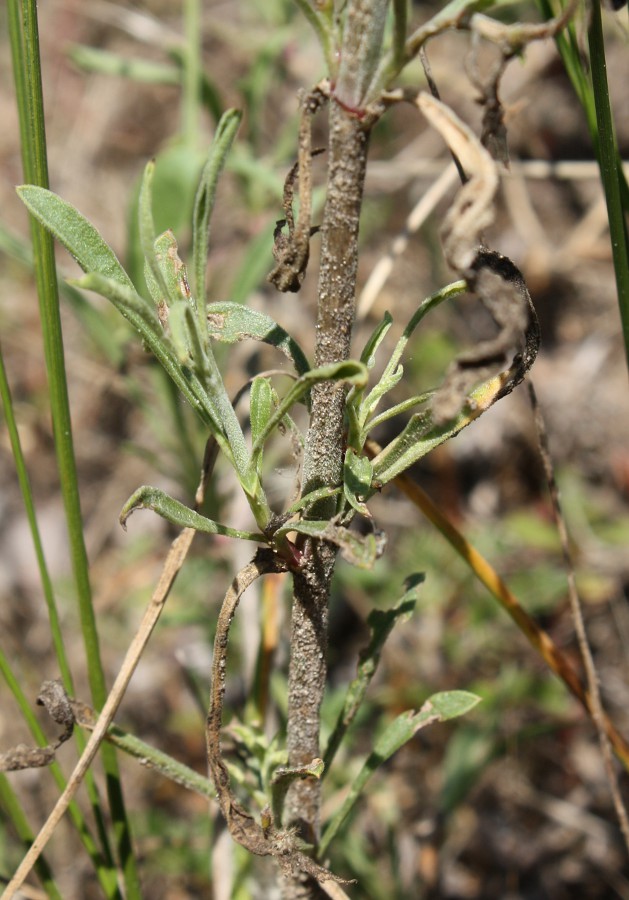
365 158 629 190
357 163 459 320
365 438 629 772
3 441 218 899
205 550 281 838
204 549 349 887
528 381 629 856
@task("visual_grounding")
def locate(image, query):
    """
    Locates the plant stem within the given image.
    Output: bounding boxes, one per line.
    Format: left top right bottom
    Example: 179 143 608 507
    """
587 0 629 375
283 99 371 897
10 1 139 894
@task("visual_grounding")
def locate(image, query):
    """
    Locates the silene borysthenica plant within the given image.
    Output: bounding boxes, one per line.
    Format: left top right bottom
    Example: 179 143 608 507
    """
8 0 623 896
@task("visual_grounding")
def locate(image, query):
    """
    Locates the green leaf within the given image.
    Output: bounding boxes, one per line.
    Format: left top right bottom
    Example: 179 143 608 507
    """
147 144 206 237
250 376 274 470
335 0 388 110
155 229 195 308
286 485 343 515
139 161 174 311
120 485 265 542
371 375 505 485
323 581 422 772
359 311 393 369
78 713 218 800
135 171 253 492
370 409 433 483
192 109 242 307
68 45 182 86
319 690 481 853
126 143 206 293
249 360 368 472
359 281 466 427
428 691 482 721
277 519 379 569
206 301 310 375
16 185 133 289
73 272 234 458
343 448 373 518
366 391 433 434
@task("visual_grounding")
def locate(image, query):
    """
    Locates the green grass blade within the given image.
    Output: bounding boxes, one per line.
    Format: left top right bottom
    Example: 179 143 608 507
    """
0 345 74 691
0 349 120 878
0 650 121 898
0 344 119 884
587 1 629 370
9 1 140 894
536 0 629 372
0 775 63 900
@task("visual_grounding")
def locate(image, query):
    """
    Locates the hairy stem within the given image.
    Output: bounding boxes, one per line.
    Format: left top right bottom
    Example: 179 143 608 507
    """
283 99 371 897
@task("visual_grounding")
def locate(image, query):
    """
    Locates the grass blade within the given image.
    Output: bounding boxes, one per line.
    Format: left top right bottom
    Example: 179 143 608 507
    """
0 775 63 900
587 1 629 370
8 0 140 893
0 649 121 898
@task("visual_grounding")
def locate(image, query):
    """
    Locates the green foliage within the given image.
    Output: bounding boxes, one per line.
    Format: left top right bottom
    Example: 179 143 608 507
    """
6 0 626 895
319 690 481 854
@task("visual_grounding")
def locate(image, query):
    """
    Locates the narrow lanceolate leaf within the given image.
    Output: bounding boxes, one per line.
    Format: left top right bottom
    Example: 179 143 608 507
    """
371 374 506 486
359 311 393 369
16 185 133 289
250 360 368 463
276 519 379 569
323 583 421 772
139 161 173 310
343 448 373 518
250 377 274 463
153 230 195 311
359 281 466 426
192 109 242 308
366 391 433 434
73 702 217 800
319 690 481 853
120 486 265 542
72 273 235 462
206 301 310 375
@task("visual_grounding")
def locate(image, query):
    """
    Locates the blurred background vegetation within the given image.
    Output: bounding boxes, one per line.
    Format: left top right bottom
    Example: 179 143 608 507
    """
1 0 629 896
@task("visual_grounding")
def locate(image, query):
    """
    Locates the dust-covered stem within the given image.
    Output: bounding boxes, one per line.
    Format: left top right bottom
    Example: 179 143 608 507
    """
283 99 371 894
